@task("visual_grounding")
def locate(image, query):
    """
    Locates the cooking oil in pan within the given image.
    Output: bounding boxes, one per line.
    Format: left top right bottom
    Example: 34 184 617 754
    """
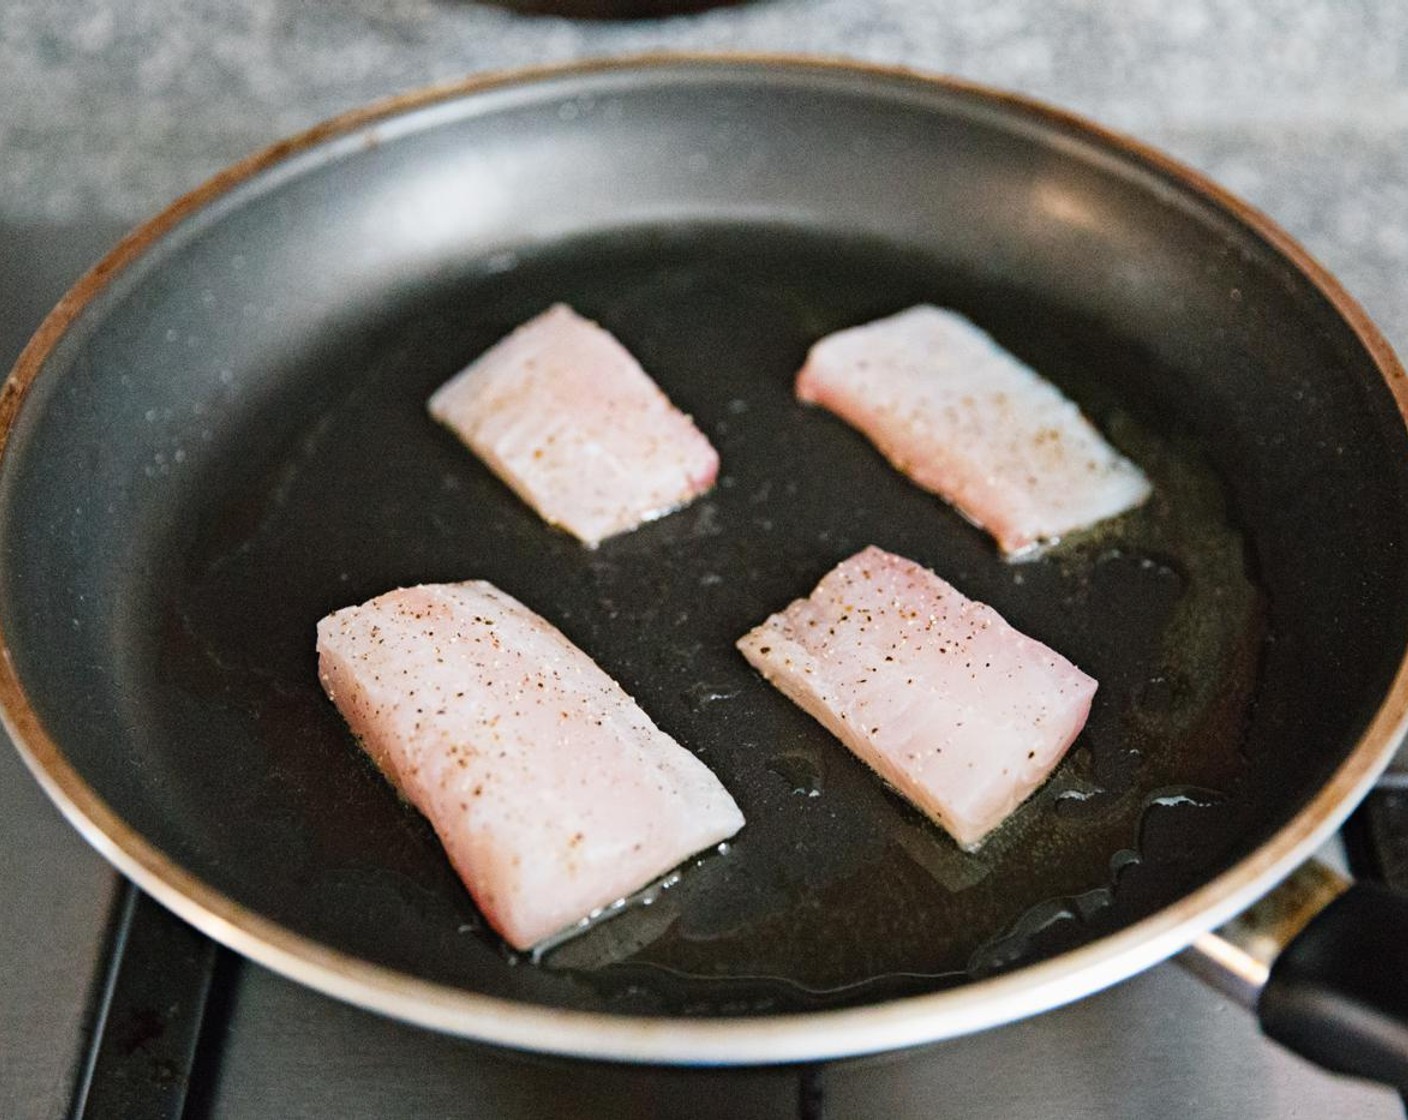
157 224 1272 1013
542 336 1265 1012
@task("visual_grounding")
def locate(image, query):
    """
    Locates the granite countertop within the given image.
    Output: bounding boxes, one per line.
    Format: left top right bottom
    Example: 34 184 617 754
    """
2 3 1406 1118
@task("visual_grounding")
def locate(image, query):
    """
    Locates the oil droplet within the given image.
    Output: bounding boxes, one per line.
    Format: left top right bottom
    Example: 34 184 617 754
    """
968 897 1076 973
533 870 686 966
767 752 823 798
1052 785 1112 819
683 681 740 712
1110 848 1141 878
1137 674 1178 713
1144 784 1223 810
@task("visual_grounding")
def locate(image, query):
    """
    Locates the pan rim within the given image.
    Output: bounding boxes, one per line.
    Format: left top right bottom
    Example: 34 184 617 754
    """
2 53 1406 1065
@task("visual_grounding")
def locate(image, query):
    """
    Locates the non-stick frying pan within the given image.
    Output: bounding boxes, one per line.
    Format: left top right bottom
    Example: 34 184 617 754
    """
4 57 1408 1080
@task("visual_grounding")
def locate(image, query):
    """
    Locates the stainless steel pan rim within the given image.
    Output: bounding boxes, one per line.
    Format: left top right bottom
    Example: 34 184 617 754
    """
3 54 1405 1066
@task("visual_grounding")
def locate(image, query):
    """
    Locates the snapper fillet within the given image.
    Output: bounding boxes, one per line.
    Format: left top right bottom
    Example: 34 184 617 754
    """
317 581 745 950
429 304 719 547
796 305 1151 558
737 546 1096 851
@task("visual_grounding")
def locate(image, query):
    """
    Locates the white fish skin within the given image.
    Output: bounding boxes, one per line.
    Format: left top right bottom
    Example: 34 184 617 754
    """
429 304 720 547
796 305 1152 558
317 581 744 950
737 546 1096 851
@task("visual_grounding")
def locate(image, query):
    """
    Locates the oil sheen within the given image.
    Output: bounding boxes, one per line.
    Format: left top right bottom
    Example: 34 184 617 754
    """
162 224 1268 1015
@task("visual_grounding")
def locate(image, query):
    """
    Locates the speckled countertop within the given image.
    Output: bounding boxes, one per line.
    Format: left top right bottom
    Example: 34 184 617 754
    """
2 4 1407 1118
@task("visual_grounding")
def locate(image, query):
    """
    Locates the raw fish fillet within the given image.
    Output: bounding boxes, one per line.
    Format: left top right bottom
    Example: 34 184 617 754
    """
429 304 719 547
796 305 1151 557
737 547 1096 850
317 581 745 950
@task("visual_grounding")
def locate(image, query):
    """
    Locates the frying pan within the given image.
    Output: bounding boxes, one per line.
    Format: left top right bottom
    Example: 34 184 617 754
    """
4 57 1408 1080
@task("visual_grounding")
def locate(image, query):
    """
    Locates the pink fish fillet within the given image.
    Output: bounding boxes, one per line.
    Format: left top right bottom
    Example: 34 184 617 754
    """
317 581 745 950
796 305 1151 558
736 547 1096 850
428 304 720 547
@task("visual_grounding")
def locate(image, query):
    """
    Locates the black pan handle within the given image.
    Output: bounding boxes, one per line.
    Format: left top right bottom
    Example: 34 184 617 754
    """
1179 860 1408 1089
1258 881 1408 1087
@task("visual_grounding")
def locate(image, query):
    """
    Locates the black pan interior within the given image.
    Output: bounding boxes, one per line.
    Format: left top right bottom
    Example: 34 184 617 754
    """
5 63 1408 1018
